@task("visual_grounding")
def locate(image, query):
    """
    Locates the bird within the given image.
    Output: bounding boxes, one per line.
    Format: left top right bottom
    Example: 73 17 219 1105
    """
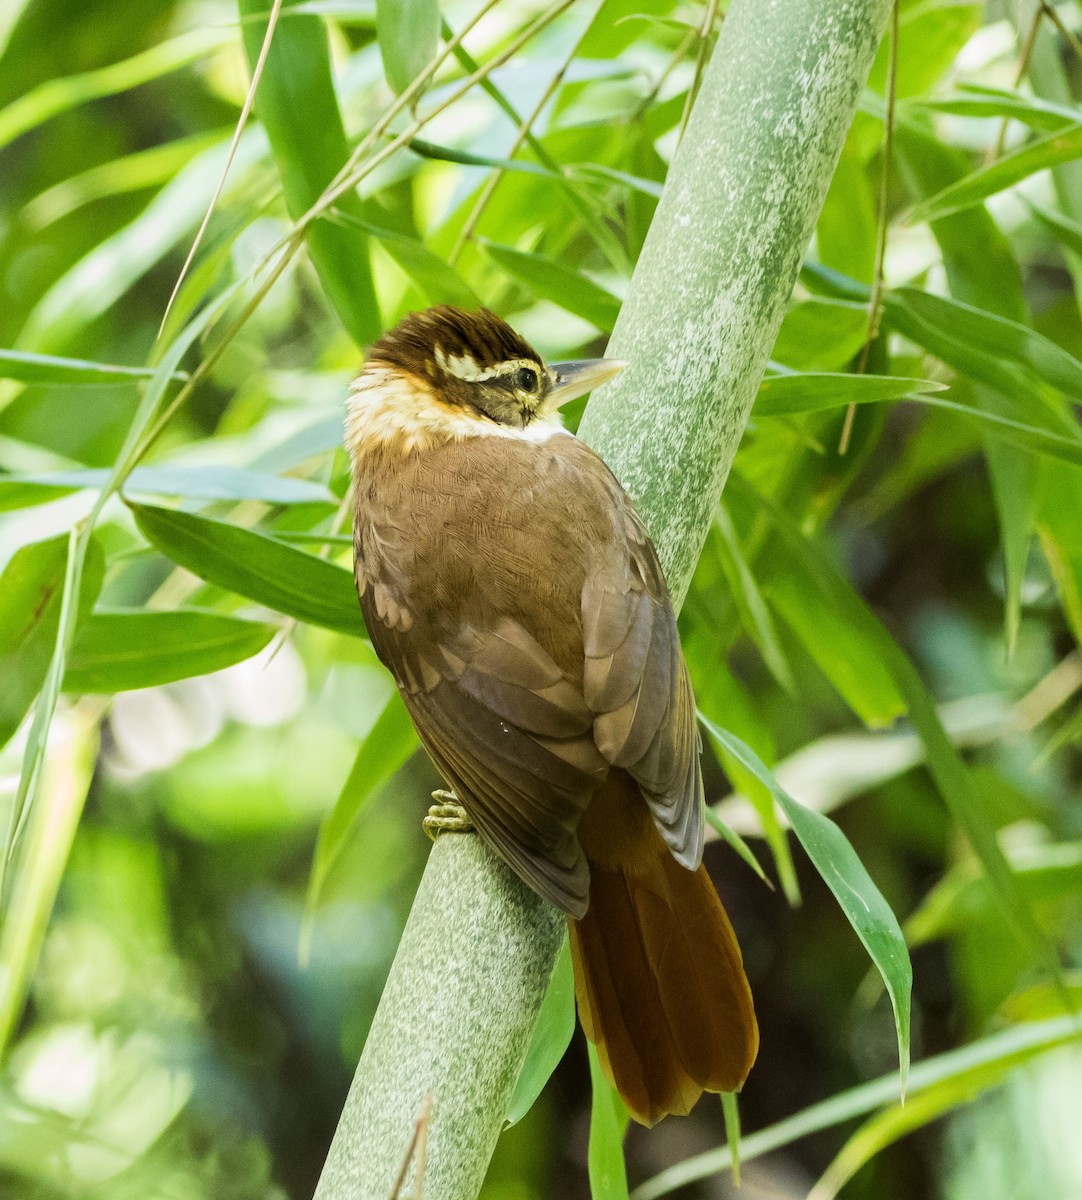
344 305 758 1125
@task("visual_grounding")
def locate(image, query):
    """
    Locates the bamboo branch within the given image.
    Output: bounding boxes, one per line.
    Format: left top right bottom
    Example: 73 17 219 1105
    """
314 1 893 1196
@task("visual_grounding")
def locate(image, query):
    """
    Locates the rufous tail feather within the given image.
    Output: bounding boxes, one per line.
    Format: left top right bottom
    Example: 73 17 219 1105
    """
569 828 759 1126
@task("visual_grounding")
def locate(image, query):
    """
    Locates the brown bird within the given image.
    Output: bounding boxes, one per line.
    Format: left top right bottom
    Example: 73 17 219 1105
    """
345 305 758 1124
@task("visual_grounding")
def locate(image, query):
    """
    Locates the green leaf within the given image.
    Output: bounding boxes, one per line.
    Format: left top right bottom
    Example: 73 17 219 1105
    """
7 466 334 506
302 692 417 938
703 806 770 885
0 482 78 513
587 1042 629 1200
22 131 222 231
730 474 1065 991
0 28 228 151
507 936 576 1126
0 709 97 1055
755 372 946 417
632 1014 1082 1200
883 287 1082 409
481 241 622 331
1038 467 1082 645
0 536 103 751
711 506 793 691
328 210 481 308
808 1000 1082 1200
16 136 256 355
770 299 869 372
721 1092 742 1188
0 349 187 386
64 609 277 693
905 84 1080 133
376 0 439 96
906 122 1082 224
767 569 906 729
1025 198 1082 259
129 502 366 637
239 0 380 346
702 716 912 1089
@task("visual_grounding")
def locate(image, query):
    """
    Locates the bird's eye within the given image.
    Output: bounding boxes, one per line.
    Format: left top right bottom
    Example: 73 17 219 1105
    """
515 366 538 392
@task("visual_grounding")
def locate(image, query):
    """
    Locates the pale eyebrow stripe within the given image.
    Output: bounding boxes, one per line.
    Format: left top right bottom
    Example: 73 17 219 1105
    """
434 347 539 382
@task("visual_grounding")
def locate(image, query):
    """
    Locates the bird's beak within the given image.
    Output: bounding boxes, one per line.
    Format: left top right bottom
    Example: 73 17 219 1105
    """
547 358 627 408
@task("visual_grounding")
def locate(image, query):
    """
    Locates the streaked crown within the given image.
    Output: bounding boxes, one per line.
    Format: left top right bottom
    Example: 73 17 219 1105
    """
367 306 552 429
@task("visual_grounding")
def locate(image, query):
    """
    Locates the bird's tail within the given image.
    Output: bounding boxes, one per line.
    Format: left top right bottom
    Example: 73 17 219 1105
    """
568 825 759 1126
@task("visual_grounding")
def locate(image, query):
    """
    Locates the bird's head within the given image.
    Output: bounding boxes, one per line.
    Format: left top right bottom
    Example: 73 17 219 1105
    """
346 306 625 455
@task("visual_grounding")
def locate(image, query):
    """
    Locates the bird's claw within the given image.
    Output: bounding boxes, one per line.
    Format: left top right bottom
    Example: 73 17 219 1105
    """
424 791 474 841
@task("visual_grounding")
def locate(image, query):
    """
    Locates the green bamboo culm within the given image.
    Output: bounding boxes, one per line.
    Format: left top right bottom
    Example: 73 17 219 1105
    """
314 1 893 1196
577 0 893 607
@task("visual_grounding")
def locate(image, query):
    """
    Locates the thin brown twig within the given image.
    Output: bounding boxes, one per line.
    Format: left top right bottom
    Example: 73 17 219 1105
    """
387 1095 434 1200
1041 0 1082 69
159 0 284 338
130 0 576 481
449 6 594 264
677 0 721 143
838 0 898 455
990 1 1044 163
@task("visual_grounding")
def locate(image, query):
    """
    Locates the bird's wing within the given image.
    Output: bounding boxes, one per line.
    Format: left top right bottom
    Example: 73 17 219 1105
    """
355 467 606 917
354 434 701 913
581 497 704 868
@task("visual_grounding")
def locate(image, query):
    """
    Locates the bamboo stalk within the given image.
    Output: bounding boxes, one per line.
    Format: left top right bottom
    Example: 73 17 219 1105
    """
314 1 893 1195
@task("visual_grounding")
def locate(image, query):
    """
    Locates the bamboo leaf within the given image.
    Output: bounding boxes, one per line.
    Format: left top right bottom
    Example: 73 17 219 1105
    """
906 122 1082 224
129 502 366 637
729 474 1066 990
507 936 576 1126
633 1016 1082 1200
0 536 103 751
905 84 1080 133
64 609 277 693
7 466 334 506
481 241 622 331
239 0 380 346
376 0 439 97
756 372 945 416
1025 198 1082 259
884 287 1082 408
702 716 912 1090
302 692 417 950
588 1042 630 1200
712 506 793 690
0 28 228 151
17 136 257 354
0 349 188 386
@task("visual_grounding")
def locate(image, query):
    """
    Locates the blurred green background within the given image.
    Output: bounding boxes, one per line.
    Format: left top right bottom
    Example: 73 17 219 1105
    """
1 0 1082 1196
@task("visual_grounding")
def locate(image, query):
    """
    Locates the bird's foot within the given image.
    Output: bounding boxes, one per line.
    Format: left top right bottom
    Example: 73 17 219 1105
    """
424 791 474 842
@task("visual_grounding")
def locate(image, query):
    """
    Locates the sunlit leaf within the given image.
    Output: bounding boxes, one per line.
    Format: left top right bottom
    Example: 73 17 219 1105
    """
482 241 621 330
129 502 366 637
0 28 228 151
239 0 380 346
8 466 334 506
756 372 945 416
64 609 277 693
0 349 187 386
905 84 1080 133
907 122 1082 224
376 0 439 96
16 136 257 354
